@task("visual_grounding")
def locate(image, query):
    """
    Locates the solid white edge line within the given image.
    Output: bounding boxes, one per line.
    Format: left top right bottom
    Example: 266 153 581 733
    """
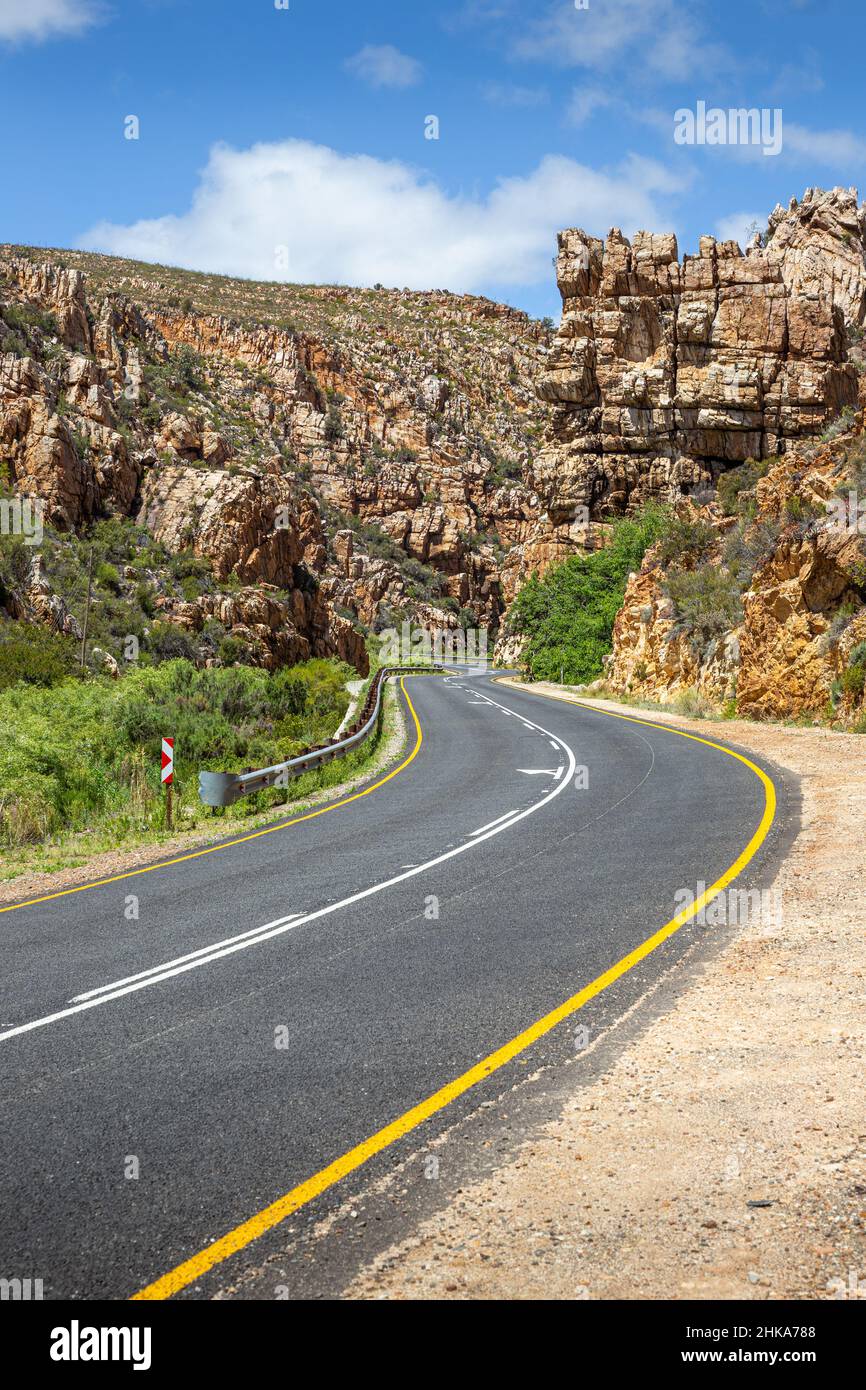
0 689 577 1045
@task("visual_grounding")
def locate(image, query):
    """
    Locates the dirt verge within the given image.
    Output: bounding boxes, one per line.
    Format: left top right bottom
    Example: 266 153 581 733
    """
345 686 866 1301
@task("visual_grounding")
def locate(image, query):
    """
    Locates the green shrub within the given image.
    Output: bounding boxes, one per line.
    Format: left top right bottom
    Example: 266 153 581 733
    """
507 504 671 683
722 519 781 588
654 513 717 567
96 561 121 594
821 405 855 444
324 404 344 442
841 641 866 702
218 635 247 666
144 622 197 662
0 657 353 848
671 687 715 719
840 663 866 699
663 565 743 647
0 626 80 690
784 494 823 524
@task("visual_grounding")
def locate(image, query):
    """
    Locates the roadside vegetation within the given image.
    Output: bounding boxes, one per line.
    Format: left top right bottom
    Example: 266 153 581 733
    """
505 505 671 683
0 653 381 879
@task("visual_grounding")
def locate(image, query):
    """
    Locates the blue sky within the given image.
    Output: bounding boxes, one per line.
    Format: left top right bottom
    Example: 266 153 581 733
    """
1 0 864 319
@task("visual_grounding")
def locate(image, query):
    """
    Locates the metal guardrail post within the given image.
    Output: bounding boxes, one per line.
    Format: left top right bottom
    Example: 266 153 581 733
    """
198 666 441 808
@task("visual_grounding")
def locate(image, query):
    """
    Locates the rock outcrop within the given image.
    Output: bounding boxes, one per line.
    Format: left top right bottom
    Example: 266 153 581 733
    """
1 242 549 673
533 186 864 525
606 431 866 720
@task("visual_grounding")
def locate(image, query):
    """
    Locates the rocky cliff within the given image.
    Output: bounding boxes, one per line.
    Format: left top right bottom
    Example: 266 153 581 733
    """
3 187 866 722
509 187 866 725
0 244 550 674
502 187 866 581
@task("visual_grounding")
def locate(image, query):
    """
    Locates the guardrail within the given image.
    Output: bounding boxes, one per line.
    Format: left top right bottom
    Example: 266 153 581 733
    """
198 665 441 808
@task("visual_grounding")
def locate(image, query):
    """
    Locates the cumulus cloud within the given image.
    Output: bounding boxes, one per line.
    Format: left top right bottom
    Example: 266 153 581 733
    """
513 0 733 80
344 44 422 89
784 123 866 167
78 138 686 294
0 0 101 42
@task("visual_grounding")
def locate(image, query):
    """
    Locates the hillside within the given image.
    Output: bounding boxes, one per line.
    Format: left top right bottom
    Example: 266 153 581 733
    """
0 242 551 678
2 186 866 729
503 185 866 728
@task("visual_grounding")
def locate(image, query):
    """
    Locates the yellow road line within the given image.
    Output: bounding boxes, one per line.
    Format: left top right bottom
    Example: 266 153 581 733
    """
132 690 777 1300
1 678 423 917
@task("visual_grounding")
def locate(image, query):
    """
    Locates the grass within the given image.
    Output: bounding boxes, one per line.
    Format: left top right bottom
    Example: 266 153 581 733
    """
0 657 359 864
0 675 405 885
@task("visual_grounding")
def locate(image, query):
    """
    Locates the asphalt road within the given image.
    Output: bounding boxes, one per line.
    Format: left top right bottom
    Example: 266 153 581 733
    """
0 670 785 1300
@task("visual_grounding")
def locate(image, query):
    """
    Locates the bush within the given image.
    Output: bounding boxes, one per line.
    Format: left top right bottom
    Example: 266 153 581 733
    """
784 494 823 524
324 404 344 442
841 641 866 702
144 622 197 662
722 519 781 588
821 405 855 443
96 561 121 594
840 663 866 699
663 565 743 647
507 505 670 683
716 458 770 518
654 513 717 567
0 626 80 690
0 656 354 847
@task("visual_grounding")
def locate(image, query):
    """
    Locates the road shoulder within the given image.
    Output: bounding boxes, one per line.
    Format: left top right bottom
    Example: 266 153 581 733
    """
342 688 866 1300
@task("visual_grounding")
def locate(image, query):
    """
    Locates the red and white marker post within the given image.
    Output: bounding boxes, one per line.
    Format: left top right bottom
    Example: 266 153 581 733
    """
161 737 175 830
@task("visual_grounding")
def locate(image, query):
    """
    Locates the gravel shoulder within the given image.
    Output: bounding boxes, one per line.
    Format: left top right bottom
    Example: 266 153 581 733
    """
345 686 866 1301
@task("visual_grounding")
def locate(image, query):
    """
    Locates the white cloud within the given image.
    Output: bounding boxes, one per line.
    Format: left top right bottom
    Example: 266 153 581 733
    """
78 138 686 294
715 211 767 248
784 123 866 167
344 44 422 89
567 86 614 127
513 0 732 80
0 0 101 42
482 81 549 108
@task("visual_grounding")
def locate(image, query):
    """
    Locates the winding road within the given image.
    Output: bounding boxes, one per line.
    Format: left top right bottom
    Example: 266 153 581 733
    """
0 670 783 1300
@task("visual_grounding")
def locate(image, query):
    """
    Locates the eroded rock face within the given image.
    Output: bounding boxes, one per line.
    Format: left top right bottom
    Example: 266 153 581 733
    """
160 583 369 675
606 436 866 721
737 529 866 717
533 188 865 530
137 464 312 587
4 257 92 352
2 244 551 673
0 354 95 529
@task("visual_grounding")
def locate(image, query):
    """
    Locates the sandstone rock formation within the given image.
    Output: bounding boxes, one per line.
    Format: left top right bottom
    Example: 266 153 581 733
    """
533 186 864 526
1 242 548 673
606 433 866 720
